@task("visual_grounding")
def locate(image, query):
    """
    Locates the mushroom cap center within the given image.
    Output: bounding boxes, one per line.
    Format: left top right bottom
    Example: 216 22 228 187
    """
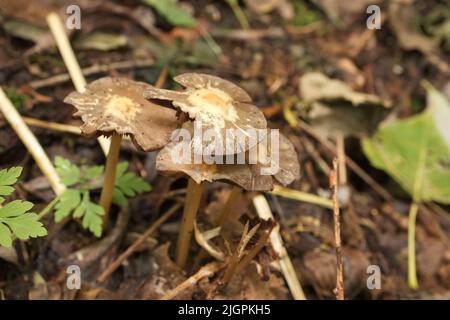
104 95 140 121
185 87 238 125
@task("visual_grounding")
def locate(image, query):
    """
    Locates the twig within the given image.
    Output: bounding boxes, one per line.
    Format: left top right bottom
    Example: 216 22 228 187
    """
331 159 344 300
270 185 333 209
46 12 110 155
97 203 182 284
252 194 306 300
0 87 65 195
19 117 81 135
29 59 154 89
160 262 221 300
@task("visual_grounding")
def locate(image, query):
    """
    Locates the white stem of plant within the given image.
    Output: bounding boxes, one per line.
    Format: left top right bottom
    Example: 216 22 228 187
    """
46 12 110 155
0 87 65 195
252 194 306 300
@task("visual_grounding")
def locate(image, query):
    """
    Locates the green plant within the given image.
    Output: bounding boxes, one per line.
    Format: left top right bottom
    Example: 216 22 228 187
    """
362 83 450 289
143 0 196 27
47 157 151 237
0 167 47 247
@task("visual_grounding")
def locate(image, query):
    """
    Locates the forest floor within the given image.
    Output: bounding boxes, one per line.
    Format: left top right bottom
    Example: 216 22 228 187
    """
0 0 449 300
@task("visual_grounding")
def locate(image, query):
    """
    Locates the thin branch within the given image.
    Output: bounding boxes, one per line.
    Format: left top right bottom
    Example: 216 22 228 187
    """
331 159 344 300
160 262 221 300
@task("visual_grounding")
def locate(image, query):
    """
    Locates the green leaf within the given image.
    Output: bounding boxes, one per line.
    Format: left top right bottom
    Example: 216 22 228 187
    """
82 165 104 181
143 0 196 27
71 191 104 237
54 189 81 222
113 162 151 206
0 200 47 247
362 88 450 204
0 167 22 198
82 202 104 238
55 156 81 187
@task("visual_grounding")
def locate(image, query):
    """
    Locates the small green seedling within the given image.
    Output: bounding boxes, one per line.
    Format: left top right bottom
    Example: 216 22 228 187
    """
52 157 151 237
0 167 47 247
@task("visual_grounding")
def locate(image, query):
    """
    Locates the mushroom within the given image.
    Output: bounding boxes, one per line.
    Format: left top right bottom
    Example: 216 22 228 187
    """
64 77 180 226
144 73 268 156
144 73 299 268
156 121 300 268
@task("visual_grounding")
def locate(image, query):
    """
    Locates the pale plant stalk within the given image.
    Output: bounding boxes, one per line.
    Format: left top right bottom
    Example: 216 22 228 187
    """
252 194 306 300
0 87 65 195
176 178 205 268
46 12 110 154
216 185 241 226
408 202 419 289
270 185 333 209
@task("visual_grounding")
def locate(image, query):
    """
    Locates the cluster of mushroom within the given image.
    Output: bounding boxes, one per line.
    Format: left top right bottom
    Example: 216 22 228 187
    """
64 73 300 269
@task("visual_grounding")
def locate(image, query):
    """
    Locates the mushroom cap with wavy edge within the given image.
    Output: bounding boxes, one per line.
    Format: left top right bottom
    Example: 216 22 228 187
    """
155 122 301 190
156 122 274 191
64 77 180 152
144 73 267 156
256 132 301 186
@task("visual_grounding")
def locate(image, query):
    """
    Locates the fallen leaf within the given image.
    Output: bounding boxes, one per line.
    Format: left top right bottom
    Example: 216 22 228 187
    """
362 86 450 204
299 72 390 138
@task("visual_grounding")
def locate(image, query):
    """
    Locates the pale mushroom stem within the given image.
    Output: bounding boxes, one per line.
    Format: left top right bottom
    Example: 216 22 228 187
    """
176 178 205 268
216 185 241 226
100 134 123 227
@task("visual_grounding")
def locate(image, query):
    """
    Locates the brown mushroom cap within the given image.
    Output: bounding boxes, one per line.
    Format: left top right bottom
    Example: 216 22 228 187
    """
144 73 267 156
273 133 301 186
246 131 301 186
155 122 273 191
64 77 180 152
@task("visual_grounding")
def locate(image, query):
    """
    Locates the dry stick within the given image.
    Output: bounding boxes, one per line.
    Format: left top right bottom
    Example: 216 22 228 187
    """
252 194 306 300
99 134 123 226
0 116 134 141
20 117 81 135
46 12 110 155
30 59 154 89
0 88 65 195
97 202 182 284
176 178 205 268
331 159 344 300
160 262 221 300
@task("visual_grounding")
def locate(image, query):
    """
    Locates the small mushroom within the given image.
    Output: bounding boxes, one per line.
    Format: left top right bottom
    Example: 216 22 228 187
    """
64 77 180 226
155 121 300 268
144 73 267 155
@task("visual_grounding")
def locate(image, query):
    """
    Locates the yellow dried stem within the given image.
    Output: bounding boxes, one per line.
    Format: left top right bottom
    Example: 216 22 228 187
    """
0 87 65 195
46 12 110 154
